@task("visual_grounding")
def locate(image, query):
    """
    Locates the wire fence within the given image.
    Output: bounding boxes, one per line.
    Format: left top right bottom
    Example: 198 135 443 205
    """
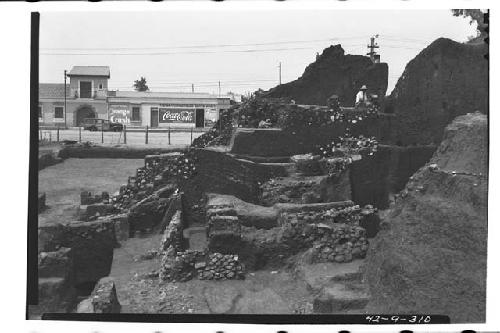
38 126 205 147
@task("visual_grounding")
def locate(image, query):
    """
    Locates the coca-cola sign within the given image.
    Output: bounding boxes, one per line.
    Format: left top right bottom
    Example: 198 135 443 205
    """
159 108 195 123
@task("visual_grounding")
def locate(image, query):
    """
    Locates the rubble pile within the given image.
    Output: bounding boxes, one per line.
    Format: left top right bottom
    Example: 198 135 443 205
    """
191 107 237 148
110 153 182 210
260 177 321 205
281 205 362 225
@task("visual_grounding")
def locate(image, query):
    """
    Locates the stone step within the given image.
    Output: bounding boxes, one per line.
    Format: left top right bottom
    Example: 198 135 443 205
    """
313 283 370 313
298 260 365 293
206 207 238 217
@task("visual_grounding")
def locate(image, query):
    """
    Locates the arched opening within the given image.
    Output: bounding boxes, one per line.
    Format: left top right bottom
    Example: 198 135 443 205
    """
75 105 96 126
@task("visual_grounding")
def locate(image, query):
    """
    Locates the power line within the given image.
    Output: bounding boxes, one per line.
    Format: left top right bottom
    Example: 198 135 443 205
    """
40 45 351 56
40 41 426 56
40 35 370 51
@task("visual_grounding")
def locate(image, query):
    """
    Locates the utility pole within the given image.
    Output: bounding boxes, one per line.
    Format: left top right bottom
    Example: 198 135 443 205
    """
218 81 221 97
278 62 282 85
64 70 67 128
191 84 194 93
367 35 380 63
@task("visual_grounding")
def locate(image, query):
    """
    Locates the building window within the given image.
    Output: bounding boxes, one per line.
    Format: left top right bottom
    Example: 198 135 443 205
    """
54 107 64 119
132 107 141 121
80 81 92 98
98 83 103 90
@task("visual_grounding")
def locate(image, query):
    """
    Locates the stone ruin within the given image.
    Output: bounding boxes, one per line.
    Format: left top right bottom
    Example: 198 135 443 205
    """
34 37 488 317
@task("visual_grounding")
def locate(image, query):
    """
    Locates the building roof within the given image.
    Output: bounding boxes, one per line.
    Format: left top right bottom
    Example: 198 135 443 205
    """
39 83 70 99
67 66 110 77
110 90 231 100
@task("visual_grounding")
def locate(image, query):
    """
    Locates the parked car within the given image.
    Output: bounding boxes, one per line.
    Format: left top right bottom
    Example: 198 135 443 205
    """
83 118 123 132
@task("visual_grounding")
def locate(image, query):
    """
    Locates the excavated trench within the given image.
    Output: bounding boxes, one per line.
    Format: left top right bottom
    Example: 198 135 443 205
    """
34 139 438 315
34 102 444 316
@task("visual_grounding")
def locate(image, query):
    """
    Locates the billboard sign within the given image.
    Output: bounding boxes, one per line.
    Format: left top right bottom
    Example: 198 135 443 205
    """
204 108 218 126
109 105 130 124
159 108 195 123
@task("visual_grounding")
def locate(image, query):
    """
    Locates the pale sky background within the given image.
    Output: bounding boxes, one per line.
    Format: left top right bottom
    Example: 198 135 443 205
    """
39 10 477 96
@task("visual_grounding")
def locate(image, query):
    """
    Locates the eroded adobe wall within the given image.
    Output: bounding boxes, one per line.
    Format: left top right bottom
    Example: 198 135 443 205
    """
364 113 488 322
180 149 288 225
385 38 488 145
264 44 388 106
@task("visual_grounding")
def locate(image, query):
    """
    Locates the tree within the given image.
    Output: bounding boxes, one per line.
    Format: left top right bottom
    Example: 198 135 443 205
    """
133 77 149 92
452 9 488 39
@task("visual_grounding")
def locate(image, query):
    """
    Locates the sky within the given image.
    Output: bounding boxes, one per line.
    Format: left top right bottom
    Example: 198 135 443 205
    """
39 10 477 96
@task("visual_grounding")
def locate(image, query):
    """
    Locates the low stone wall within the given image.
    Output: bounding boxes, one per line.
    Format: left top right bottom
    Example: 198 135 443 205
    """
260 171 351 206
279 220 369 264
229 115 394 158
58 145 187 159
38 220 116 285
159 250 245 282
160 210 184 253
181 148 287 225
158 192 183 232
39 152 63 170
76 277 121 313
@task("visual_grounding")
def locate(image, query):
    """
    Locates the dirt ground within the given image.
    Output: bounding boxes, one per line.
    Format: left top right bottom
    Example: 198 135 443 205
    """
38 158 144 226
110 232 314 314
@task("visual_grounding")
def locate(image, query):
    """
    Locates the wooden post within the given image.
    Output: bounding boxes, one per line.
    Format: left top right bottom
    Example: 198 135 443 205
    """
168 127 171 145
190 127 193 144
145 125 149 144
79 126 82 143
57 127 60 142
123 125 127 144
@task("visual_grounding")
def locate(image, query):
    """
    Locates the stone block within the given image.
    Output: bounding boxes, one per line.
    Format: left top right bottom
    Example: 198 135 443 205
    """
77 277 121 313
208 215 241 235
313 284 370 313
